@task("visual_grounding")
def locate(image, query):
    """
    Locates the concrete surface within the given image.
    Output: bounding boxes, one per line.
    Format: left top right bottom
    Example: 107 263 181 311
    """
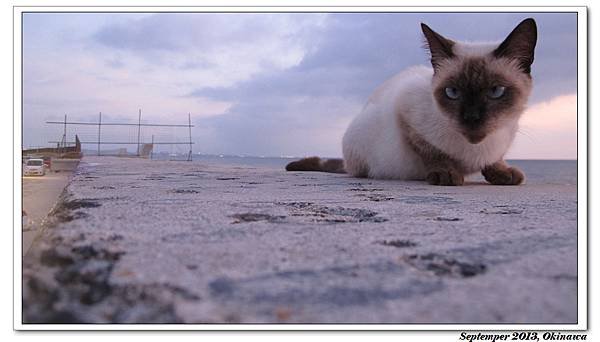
21 171 73 256
22 156 578 324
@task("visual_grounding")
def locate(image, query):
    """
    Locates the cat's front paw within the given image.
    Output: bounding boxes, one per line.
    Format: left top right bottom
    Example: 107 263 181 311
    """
482 165 525 185
426 169 464 186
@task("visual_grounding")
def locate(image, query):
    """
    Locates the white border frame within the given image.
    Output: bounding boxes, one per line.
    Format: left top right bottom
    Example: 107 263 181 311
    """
13 5 588 331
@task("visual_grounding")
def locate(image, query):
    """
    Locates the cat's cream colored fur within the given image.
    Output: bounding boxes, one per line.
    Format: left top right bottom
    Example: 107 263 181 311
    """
286 19 536 185
342 21 535 183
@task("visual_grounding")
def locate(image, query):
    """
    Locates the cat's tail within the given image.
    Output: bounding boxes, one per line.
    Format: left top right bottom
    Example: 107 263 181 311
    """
285 156 346 174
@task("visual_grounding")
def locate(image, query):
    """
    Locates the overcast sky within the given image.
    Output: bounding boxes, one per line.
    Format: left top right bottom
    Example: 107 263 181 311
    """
22 12 578 159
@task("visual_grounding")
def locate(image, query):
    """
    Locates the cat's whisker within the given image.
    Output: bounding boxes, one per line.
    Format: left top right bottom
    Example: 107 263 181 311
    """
517 127 536 142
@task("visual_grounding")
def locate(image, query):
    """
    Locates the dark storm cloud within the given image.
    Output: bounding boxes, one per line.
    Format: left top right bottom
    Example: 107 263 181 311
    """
192 13 419 102
192 12 576 102
186 12 577 156
91 12 577 104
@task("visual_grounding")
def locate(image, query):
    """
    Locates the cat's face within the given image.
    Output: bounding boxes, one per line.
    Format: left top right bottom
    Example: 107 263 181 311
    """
422 19 537 144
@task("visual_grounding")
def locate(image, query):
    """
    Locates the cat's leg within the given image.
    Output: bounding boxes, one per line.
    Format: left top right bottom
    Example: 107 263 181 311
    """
425 166 464 186
401 133 465 185
397 117 464 185
481 160 525 185
415 140 464 186
411 148 465 186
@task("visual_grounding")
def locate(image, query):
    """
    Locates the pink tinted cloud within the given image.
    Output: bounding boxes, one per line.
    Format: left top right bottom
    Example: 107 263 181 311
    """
507 94 577 160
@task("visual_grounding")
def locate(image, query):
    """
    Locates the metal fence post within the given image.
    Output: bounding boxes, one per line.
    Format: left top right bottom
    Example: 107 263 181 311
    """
137 109 142 156
188 113 193 161
98 112 102 156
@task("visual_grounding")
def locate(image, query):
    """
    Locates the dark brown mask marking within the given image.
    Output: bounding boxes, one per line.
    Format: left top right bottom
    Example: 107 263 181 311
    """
433 58 520 143
422 18 537 144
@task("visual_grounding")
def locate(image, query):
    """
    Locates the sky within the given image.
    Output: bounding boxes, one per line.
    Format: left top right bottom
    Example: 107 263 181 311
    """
22 12 578 159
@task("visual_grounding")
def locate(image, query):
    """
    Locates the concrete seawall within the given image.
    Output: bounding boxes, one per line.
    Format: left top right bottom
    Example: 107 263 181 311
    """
51 158 80 172
22 156 578 324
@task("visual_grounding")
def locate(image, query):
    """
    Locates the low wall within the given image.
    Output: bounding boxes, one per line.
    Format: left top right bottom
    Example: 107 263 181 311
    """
51 158 80 172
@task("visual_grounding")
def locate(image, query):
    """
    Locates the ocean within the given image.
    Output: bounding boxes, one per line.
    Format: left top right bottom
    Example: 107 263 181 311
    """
151 153 578 186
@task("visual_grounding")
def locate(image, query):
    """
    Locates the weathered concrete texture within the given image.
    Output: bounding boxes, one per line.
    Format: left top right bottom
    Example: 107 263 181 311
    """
22 156 578 324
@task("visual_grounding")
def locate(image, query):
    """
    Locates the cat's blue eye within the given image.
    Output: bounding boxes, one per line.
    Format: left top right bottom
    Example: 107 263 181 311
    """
488 86 506 99
444 87 460 100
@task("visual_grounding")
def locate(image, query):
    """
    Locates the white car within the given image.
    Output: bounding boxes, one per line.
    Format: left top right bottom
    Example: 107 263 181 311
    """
24 158 45 176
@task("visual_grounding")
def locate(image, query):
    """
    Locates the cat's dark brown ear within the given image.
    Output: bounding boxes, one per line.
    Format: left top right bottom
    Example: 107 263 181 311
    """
493 18 537 74
421 23 455 71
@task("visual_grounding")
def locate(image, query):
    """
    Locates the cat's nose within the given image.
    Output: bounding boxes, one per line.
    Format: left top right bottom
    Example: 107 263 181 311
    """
462 111 482 125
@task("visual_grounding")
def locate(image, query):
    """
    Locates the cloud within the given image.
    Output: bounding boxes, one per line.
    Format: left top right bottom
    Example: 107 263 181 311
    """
92 13 327 82
22 12 578 158
94 13 322 53
190 12 578 104
190 12 577 157
194 95 358 157
507 94 577 159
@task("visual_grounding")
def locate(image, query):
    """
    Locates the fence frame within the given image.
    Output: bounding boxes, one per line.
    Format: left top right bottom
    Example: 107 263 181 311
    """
46 109 194 161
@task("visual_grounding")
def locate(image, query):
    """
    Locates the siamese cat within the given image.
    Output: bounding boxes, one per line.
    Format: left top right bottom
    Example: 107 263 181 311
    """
286 18 537 186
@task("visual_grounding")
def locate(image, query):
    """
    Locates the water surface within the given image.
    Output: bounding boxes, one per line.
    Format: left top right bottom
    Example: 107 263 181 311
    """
155 154 577 186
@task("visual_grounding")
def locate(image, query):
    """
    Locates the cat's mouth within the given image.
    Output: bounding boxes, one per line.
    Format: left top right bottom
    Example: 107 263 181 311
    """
463 131 487 144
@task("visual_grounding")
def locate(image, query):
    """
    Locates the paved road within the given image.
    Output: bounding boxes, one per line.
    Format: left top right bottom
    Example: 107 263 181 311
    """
22 156 578 324
21 171 72 256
